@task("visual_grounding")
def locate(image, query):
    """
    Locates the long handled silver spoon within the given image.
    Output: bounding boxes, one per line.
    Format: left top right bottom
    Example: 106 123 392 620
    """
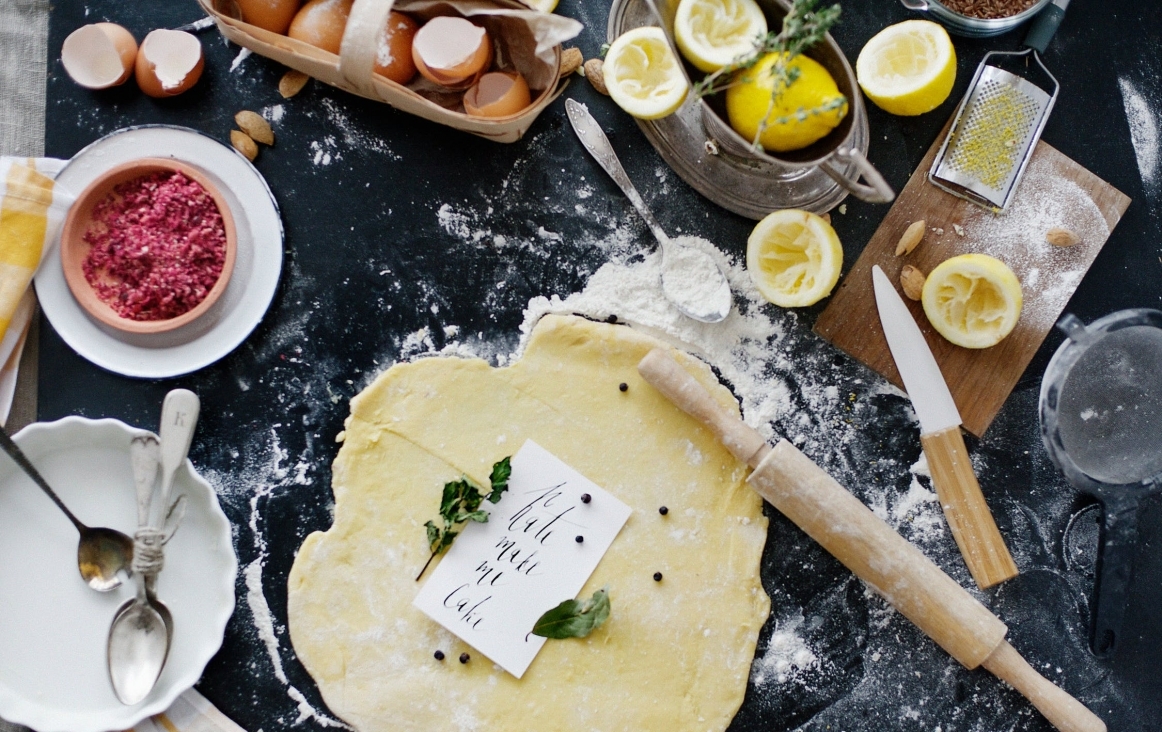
108 389 200 705
108 435 169 705
0 428 133 591
565 99 732 324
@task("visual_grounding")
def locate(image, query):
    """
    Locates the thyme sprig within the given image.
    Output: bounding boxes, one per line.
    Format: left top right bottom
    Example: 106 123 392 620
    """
693 0 843 150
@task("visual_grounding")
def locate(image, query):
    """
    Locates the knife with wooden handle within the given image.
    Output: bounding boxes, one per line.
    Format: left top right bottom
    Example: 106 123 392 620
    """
637 348 1104 732
872 265 1018 589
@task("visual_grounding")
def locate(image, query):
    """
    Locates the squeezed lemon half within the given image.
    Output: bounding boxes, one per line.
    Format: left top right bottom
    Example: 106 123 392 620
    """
921 253 1023 349
673 0 767 73
856 20 956 116
604 27 690 120
746 209 843 307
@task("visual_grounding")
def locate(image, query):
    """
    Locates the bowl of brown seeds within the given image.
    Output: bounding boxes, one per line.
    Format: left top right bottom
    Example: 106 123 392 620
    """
899 0 1050 37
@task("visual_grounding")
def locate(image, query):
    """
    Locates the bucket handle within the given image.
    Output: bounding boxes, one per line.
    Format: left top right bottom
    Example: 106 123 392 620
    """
820 147 896 204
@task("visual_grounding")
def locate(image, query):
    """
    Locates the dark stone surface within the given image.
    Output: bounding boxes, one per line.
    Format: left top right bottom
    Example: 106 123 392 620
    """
40 0 1161 729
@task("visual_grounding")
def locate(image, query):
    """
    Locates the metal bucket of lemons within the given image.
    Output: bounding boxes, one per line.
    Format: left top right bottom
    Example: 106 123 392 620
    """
605 0 894 216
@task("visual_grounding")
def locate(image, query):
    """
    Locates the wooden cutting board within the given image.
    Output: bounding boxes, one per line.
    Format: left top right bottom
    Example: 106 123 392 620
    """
815 123 1131 437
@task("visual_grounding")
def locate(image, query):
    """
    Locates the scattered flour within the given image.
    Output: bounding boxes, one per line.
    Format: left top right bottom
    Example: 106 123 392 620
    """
229 47 252 73
661 239 732 322
1118 77 1159 190
958 152 1111 330
750 611 819 686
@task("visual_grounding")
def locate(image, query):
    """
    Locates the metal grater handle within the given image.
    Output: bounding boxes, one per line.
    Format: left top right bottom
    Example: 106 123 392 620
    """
1024 0 1070 54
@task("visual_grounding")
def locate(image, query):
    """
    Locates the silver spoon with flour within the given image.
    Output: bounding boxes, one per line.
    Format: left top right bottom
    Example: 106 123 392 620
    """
566 99 731 323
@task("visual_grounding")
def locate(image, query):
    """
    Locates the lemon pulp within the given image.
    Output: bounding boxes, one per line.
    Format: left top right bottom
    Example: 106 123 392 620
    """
746 209 843 307
856 20 956 116
674 0 767 73
725 52 848 153
921 253 1022 349
604 27 690 120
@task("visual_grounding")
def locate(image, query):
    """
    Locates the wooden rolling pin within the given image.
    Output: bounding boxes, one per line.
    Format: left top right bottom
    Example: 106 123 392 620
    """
638 349 1104 732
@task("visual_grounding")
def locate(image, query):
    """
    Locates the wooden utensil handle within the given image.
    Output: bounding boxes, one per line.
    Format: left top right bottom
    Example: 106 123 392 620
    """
637 348 1107 732
637 349 769 468
921 426 1019 589
983 641 1107 732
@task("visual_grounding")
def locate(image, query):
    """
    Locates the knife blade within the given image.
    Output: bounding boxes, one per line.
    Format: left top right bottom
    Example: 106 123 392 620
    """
872 265 1018 589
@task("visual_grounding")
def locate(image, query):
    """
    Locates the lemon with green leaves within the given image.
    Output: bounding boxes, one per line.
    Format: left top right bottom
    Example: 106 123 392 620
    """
725 52 848 152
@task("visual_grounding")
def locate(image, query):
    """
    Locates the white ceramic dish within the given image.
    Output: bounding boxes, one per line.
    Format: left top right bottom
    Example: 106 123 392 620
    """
34 125 283 379
0 417 237 732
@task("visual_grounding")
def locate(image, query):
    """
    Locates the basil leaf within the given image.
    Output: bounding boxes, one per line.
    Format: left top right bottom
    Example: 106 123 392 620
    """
488 456 512 502
532 588 611 639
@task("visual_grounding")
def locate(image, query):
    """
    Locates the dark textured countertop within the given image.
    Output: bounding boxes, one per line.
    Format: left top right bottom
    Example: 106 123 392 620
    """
41 0 1162 729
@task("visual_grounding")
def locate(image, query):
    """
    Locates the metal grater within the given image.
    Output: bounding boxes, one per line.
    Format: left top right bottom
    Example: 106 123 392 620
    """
929 50 1058 212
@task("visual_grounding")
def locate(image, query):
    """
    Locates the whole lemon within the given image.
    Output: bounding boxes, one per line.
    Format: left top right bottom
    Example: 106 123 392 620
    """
725 52 848 153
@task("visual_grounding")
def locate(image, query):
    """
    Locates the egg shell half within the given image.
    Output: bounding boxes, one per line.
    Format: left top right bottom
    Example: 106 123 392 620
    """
411 16 492 90
135 29 204 98
464 71 531 118
60 23 137 90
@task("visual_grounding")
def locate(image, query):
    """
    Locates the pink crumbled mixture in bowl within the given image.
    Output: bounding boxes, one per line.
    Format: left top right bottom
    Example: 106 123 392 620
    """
61 159 237 334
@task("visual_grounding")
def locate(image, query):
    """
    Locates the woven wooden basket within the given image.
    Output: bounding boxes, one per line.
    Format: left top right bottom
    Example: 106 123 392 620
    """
197 0 581 142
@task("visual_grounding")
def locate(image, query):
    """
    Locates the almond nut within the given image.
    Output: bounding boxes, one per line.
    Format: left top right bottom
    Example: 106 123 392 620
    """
235 110 274 146
900 265 925 301
895 220 926 256
230 130 258 161
560 48 583 77
1046 227 1080 247
279 69 310 99
584 58 608 96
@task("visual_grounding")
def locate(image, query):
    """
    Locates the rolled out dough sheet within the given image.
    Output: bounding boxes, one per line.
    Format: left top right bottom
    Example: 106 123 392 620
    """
287 314 770 732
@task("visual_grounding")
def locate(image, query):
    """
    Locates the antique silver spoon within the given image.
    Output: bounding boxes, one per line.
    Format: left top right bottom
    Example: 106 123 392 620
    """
566 99 732 323
0 428 133 591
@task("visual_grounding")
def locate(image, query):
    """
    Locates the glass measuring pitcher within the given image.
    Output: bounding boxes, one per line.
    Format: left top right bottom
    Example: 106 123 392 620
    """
1039 309 1162 657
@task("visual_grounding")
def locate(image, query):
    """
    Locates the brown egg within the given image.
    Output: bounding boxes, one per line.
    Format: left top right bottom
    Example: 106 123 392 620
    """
411 16 492 90
287 0 353 55
60 23 137 90
236 0 301 34
135 29 204 98
463 72 531 118
373 11 419 85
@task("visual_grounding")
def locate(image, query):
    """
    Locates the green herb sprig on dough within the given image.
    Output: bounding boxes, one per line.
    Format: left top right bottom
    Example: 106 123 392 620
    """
416 456 511 581
532 587 611 639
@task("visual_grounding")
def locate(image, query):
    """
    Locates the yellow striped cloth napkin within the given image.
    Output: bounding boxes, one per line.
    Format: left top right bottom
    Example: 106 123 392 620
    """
0 156 69 424
131 689 248 732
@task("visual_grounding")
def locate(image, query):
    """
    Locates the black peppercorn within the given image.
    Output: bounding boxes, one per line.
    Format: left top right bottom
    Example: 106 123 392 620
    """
653 572 663 582
580 493 591 504
575 535 584 543
658 506 668 515
619 382 628 392
606 314 618 324
459 652 470 664
434 650 445 661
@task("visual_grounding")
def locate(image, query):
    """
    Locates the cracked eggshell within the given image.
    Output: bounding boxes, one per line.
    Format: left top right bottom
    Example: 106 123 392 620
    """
464 72 530 118
135 29 204 98
61 23 138 90
411 16 492 90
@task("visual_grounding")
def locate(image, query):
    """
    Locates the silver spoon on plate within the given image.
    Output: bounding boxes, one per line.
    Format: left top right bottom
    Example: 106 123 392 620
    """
108 389 200 705
0 429 134 591
565 99 732 323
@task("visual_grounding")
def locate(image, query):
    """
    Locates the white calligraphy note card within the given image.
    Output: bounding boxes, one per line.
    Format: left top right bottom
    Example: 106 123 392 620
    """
413 439 632 678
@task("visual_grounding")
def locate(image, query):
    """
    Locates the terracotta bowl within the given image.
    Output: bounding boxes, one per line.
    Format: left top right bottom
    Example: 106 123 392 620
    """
60 158 238 335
